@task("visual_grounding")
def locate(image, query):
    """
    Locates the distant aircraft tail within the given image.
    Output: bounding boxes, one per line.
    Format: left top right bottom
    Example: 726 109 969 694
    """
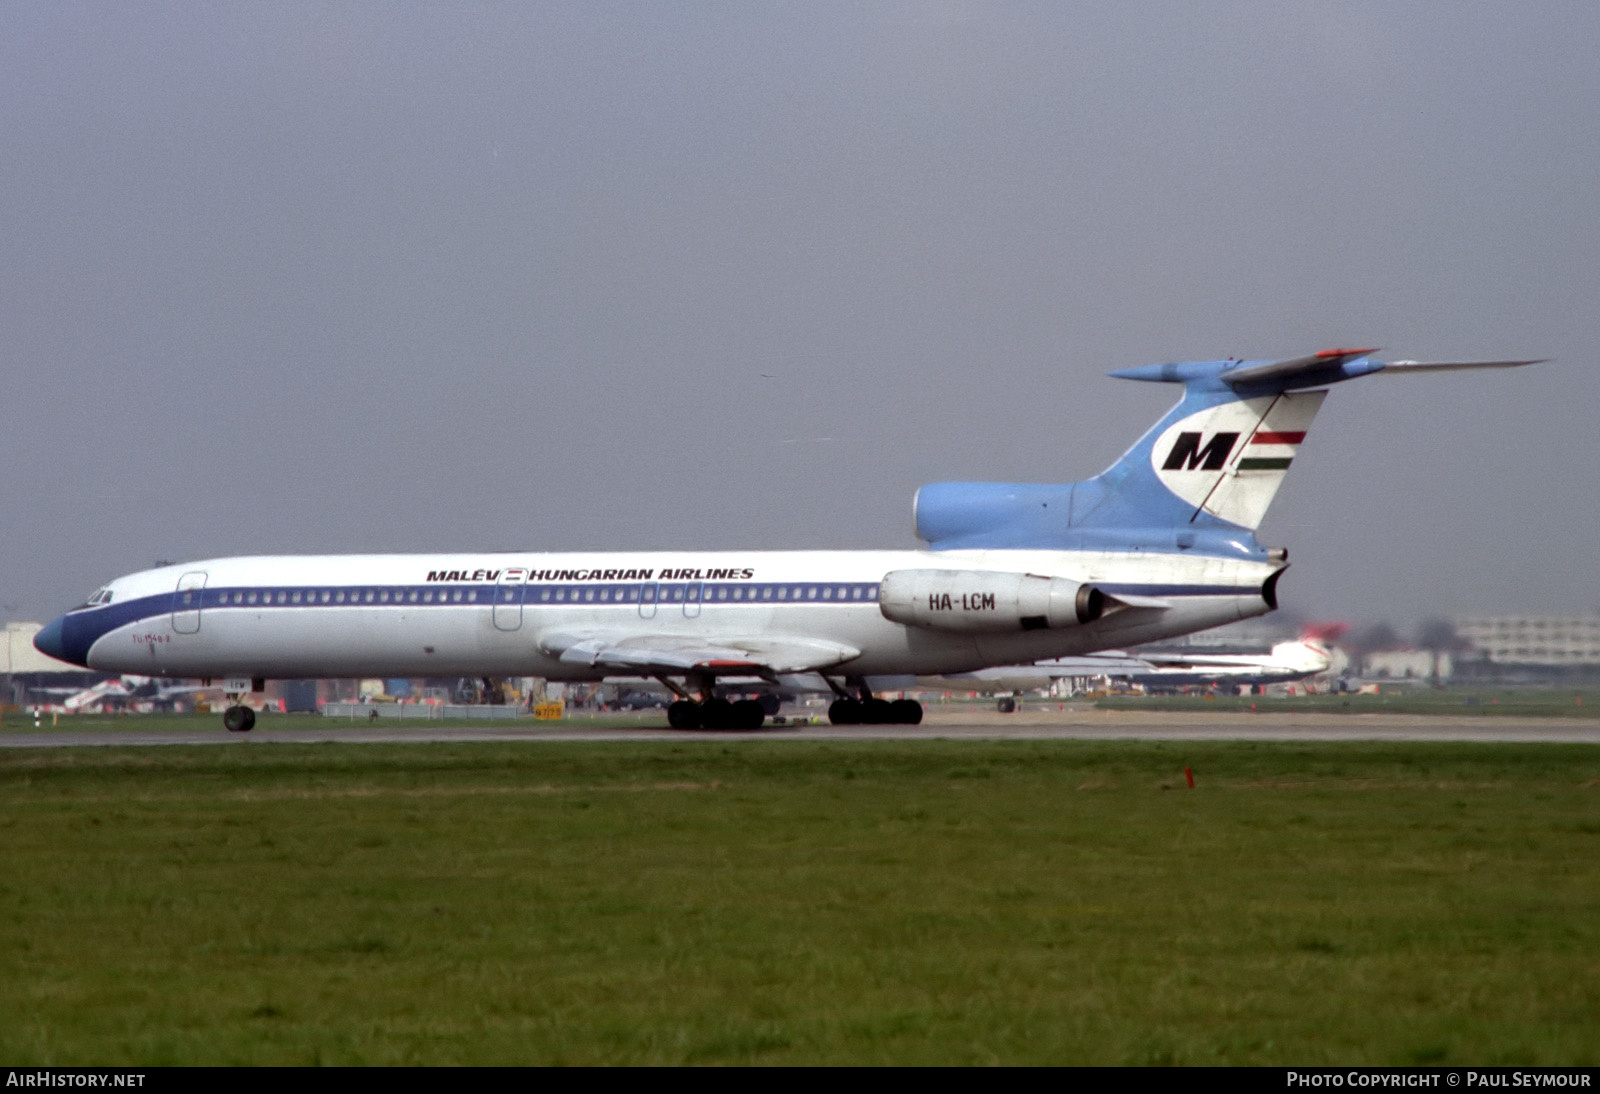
914 349 1541 555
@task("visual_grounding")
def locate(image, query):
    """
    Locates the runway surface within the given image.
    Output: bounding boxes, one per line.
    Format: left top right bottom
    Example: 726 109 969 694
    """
5 706 1600 747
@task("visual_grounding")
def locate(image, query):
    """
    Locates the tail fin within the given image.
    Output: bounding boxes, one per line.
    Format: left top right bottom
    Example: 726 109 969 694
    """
1071 383 1328 535
914 349 1541 553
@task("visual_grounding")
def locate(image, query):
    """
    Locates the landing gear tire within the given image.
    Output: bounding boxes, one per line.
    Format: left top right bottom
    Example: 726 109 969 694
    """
829 697 921 725
667 700 702 730
731 699 766 730
861 698 893 724
700 698 734 730
829 699 861 725
223 705 255 733
997 697 1017 714
890 699 923 725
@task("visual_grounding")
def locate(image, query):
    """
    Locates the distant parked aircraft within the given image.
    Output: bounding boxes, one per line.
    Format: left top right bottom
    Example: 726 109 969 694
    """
29 674 217 712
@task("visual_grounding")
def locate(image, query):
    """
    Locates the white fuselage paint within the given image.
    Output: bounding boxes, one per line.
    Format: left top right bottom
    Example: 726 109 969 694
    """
75 549 1274 682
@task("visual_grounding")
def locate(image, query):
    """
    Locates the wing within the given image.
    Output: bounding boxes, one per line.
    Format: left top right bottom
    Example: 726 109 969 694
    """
539 631 861 676
1028 654 1158 674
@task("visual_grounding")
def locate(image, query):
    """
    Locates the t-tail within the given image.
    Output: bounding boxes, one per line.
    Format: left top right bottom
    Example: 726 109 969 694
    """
914 348 1542 559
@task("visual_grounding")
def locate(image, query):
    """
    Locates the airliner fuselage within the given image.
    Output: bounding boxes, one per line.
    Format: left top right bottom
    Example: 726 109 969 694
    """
49 548 1276 681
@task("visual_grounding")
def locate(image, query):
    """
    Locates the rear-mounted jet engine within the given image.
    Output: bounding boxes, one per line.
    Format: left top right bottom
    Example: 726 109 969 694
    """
878 570 1104 633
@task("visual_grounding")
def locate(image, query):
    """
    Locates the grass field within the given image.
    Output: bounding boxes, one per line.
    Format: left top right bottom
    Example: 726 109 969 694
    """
1093 688 1600 718
2 738 1598 1065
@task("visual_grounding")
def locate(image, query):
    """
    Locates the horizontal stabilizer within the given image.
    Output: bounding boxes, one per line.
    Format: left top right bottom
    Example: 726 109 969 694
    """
1220 347 1379 386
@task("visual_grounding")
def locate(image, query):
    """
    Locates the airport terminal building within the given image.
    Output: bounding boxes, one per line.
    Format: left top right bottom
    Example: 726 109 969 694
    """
1455 615 1600 667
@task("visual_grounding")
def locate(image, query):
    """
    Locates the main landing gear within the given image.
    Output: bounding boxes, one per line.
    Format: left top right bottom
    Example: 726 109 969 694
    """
655 673 771 730
667 697 767 730
826 679 922 726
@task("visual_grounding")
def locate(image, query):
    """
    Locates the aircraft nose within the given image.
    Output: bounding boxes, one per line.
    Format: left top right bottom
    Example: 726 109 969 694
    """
33 616 81 666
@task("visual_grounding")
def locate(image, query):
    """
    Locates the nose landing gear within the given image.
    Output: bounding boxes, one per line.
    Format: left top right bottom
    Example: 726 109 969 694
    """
220 676 266 732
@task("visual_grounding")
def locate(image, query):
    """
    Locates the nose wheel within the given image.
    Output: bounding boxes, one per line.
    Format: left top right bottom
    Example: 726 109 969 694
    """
223 705 256 732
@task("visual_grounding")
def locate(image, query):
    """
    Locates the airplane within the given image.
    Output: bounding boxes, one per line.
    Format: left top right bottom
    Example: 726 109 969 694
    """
1092 626 1344 693
920 626 1342 704
28 674 218 712
33 348 1539 732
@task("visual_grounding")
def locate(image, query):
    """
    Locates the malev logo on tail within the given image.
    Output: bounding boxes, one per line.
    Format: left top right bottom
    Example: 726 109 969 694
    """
1151 391 1326 528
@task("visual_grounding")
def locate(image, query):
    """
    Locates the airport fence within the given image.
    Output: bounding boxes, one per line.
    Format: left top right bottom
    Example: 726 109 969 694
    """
322 702 526 721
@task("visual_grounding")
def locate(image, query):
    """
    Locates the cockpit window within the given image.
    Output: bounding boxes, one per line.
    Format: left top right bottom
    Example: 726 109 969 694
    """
73 588 115 611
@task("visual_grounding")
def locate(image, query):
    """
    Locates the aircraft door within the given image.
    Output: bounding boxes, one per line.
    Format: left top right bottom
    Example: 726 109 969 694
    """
172 571 208 634
638 583 658 619
492 569 527 631
683 581 703 619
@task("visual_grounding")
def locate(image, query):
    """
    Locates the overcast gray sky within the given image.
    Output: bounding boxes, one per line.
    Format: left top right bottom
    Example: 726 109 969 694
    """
4 2 1595 633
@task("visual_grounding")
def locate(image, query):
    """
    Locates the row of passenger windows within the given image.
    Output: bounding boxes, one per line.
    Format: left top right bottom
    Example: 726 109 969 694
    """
528 583 880 604
212 588 482 606
203 584 881 607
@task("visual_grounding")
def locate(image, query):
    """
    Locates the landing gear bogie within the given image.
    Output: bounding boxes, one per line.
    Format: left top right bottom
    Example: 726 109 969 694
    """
665 698 766 731
827 697 922 726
